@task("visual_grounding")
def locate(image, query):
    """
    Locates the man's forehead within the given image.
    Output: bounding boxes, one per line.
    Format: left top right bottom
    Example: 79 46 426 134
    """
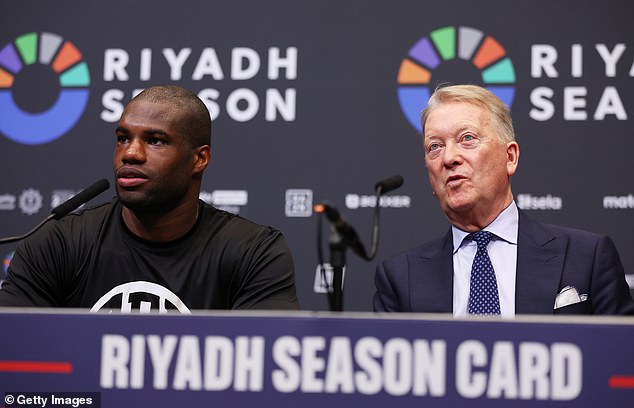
424 102 488 136
123 100 177 118
120 101 189 129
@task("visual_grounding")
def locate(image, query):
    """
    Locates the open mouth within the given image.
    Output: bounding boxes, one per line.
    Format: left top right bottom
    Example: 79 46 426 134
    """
446 175 467 185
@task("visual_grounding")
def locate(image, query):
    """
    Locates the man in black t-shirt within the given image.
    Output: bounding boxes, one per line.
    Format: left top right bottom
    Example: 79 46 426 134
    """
0 85 299 312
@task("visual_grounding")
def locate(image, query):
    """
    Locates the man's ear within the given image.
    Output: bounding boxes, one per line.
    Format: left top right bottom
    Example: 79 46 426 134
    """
193 145 211 175
506 141 519 176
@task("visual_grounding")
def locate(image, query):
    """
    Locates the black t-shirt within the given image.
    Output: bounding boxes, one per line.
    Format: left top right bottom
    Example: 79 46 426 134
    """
0 199 299 312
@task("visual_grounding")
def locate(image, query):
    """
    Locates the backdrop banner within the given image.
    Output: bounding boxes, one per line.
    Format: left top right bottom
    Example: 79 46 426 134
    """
1 0 633 311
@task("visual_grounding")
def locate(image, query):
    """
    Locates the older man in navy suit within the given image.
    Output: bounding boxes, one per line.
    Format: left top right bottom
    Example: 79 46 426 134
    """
374 85 634 316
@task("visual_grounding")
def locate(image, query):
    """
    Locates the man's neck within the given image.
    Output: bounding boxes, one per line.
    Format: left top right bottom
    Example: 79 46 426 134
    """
448 192 514 232
121 200 200 242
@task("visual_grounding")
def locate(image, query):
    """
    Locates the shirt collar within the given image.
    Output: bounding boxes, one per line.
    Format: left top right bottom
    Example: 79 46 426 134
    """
452 201 519 253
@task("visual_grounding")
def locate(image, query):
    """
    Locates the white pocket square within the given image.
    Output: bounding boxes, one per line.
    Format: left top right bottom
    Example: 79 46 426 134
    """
554 286 588 309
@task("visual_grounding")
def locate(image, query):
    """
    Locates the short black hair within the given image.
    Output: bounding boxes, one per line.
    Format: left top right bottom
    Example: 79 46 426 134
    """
131 85 212 147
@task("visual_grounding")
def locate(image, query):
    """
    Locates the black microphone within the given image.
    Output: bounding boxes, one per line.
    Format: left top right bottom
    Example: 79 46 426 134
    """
375 175 404 194
51 178 110 219
319 203 369 260
315 175 404 311
0 179 110 244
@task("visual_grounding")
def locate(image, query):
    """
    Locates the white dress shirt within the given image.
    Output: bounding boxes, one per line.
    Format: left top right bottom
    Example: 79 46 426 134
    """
452 201 519 318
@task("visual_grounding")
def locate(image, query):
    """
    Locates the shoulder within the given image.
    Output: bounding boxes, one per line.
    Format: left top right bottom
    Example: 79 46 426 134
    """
518 211 622 263
198 201 285 244
26 199 116 243
380 233 450 269
519 210 608 245
64 199 117 222
46 199 118 239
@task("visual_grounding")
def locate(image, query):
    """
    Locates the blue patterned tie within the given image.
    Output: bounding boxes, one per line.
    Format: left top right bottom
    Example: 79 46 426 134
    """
468 231 501 315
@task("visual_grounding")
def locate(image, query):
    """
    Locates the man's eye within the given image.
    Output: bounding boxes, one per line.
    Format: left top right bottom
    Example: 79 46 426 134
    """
116 135 129 143
428 143 440 151
148 138 165 145
462 134 475 142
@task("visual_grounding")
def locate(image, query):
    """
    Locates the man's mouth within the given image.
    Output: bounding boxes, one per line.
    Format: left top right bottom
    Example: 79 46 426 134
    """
446 175 467 185
116 167 148 188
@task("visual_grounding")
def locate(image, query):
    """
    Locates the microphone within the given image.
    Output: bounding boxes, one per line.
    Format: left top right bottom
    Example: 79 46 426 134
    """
317 203 368 260
315 175 404 311
0 179 110 244
51 178 110 219
375 175 404 194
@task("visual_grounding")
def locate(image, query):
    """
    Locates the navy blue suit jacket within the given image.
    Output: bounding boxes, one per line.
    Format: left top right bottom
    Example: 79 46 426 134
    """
374 211 634 315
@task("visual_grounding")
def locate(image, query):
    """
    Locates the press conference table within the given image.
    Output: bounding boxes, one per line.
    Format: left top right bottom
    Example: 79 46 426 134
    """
1 309 633 408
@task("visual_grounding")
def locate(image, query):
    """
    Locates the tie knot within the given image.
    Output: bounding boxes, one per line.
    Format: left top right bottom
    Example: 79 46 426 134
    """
470 231 493 250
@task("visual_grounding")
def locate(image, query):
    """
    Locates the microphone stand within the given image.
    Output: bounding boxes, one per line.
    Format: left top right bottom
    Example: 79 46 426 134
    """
326 193 379 312
317 175 403 312
0 179 110 245
328 228 347 312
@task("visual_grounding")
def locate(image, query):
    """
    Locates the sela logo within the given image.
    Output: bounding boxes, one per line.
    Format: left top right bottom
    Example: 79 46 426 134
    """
516 194 562 210
397 26 516 132
90 281 191 313
0 32 90 145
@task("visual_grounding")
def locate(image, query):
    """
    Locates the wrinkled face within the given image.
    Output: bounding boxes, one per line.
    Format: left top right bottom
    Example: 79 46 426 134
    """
423 101 518 225
113 100 198 213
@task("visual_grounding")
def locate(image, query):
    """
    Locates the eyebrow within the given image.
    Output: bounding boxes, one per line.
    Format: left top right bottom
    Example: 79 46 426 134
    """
425 124 479 138
115 126 171 138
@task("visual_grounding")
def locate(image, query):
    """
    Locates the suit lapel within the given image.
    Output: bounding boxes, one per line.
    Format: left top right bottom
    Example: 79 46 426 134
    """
515 212 568 314
409 230 454 313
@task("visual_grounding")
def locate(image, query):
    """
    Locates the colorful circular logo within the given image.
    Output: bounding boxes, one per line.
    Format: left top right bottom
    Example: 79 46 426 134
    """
397 26 516 132
0 32 90 144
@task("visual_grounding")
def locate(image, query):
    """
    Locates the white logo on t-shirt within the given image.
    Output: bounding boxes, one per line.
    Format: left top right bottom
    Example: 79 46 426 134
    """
90 281 191 313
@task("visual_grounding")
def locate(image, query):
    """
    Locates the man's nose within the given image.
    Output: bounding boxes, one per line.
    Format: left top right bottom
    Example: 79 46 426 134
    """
441 142 462 168
122 140 145 162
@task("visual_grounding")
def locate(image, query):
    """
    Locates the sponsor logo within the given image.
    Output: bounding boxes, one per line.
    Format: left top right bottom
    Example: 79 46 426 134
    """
529 43 630 121
397 26 516 131
0 194 16 210
18 188 43 215
1 32 296 145
200 190 248 215
516 194 562 210
0 32 90 144
313 263 345 294
285 189 313 217
603 194 634 209
90 281 191 313
345 194 411 210
51 189 79 209
100 46 297 123
100 333 583 400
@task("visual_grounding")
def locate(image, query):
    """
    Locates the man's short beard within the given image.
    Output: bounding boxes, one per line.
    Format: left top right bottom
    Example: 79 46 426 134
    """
116 184 189 214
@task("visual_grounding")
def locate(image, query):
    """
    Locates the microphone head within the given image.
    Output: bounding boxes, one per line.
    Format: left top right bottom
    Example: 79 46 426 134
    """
314 203 341 223
375 175 404 194
51 178 110 219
